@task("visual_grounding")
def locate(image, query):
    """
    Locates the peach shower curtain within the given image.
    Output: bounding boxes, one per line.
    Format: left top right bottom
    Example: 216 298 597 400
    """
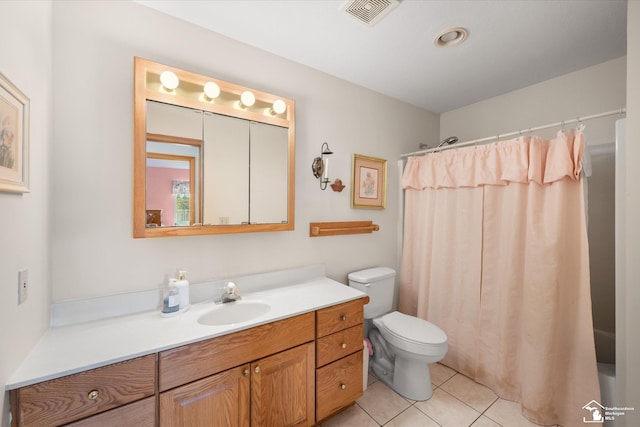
399 130 600 427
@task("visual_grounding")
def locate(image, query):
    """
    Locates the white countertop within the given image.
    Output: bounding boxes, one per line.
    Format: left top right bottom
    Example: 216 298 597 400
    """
6 277 366 390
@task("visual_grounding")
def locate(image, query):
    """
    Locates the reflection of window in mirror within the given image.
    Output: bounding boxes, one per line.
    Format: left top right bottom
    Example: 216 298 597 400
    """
172 180 190 226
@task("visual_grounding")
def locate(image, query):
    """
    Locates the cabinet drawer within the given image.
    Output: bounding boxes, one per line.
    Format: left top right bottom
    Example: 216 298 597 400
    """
65 396 155 427
159 311 315 391
316 298 365 338
316 324 363 367
14 354 156 427
316 351 363 421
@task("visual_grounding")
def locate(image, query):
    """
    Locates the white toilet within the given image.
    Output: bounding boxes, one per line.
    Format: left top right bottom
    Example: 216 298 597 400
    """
348 267 448 401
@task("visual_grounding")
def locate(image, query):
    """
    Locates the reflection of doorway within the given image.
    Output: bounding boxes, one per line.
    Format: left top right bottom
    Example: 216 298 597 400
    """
146 153 196 226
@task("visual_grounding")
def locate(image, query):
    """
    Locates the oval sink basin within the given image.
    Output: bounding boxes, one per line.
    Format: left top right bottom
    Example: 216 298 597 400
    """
198 301 271 326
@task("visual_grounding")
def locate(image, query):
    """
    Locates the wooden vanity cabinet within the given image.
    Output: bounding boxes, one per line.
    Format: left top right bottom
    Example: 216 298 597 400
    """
315 298 367 422
159 312 316 427
10 354 156 427
10 297 368 427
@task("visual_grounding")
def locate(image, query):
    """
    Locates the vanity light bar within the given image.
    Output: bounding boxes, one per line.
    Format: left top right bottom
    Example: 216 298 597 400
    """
148 64 291 121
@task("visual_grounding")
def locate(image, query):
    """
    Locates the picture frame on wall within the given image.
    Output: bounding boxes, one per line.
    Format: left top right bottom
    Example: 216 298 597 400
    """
352 154 387 209
0 72 30 194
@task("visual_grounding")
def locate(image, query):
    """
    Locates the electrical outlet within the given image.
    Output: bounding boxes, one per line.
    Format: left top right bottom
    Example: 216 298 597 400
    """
18 269 28 304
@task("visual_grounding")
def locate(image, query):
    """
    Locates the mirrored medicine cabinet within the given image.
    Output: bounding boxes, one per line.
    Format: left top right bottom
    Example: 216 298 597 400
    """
133 57 295 238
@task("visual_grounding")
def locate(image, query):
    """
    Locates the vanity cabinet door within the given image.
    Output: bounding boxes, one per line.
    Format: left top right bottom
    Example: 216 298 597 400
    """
159 364 250 427
250 343 315 427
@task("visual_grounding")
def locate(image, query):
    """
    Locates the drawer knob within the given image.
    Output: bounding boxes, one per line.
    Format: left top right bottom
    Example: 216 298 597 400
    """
243 369 250 377
341 315 347 321
341 343 347 349
87 390 99 400
340 383 346 390
254 366 261 374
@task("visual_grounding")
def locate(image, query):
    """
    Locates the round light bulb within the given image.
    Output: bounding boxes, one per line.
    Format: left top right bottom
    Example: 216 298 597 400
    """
160 71 179 90
203 82 220 99
240 91 256 107
272 99 286 114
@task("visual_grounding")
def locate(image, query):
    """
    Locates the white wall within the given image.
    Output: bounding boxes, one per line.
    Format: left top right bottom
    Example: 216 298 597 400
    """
620 2 640 424
440 57 626 146
50 0 439 301
0 1 52 423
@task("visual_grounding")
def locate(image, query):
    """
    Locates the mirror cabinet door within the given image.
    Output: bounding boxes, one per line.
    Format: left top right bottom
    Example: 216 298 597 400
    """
203 113 249 226
146 101 202 227
249 122 289 224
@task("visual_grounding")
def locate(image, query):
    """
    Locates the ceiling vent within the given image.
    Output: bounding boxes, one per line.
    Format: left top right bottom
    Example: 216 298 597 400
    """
341 0 401 26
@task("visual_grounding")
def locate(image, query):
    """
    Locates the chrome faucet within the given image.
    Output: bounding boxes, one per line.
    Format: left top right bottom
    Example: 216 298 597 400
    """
215 282 241 304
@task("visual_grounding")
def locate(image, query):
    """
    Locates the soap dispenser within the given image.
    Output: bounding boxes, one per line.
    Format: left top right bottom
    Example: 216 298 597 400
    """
161 279 180 317
175 270 190 312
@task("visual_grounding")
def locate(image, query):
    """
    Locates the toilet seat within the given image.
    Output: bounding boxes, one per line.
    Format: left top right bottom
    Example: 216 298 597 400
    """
374 311 447 356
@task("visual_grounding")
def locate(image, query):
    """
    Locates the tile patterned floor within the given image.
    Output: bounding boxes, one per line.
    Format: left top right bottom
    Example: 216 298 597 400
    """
320 363 559 427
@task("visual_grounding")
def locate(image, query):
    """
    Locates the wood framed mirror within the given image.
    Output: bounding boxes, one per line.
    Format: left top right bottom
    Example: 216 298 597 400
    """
133 57 295 238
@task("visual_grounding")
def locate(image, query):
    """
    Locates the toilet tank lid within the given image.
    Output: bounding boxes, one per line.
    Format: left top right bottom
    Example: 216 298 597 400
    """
348 267 396 283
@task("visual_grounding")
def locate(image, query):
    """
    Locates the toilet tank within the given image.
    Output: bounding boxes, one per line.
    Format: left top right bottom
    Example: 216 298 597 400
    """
348 267 396 319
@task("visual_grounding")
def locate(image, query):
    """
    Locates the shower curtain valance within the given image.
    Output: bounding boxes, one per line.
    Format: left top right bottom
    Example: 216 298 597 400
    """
402 130 584 190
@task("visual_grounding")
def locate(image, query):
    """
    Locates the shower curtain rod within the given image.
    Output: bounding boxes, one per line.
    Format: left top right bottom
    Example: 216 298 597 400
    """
400 107 626 158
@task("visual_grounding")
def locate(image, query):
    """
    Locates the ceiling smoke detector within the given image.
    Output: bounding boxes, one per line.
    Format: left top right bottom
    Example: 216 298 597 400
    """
341 0 402 26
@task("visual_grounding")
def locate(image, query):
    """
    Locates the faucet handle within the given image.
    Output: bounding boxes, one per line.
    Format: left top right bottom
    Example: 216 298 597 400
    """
226 282 237 295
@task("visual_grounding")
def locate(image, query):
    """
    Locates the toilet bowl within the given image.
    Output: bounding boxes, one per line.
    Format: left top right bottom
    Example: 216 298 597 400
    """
348 267 448 401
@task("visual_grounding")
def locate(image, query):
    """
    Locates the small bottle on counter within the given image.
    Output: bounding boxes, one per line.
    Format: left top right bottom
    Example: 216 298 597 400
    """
175 270 190 312
161 279 180 317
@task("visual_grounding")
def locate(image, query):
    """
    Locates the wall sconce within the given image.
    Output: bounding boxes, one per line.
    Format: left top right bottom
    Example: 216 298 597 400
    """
312 142 333 190
160 70 179 92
